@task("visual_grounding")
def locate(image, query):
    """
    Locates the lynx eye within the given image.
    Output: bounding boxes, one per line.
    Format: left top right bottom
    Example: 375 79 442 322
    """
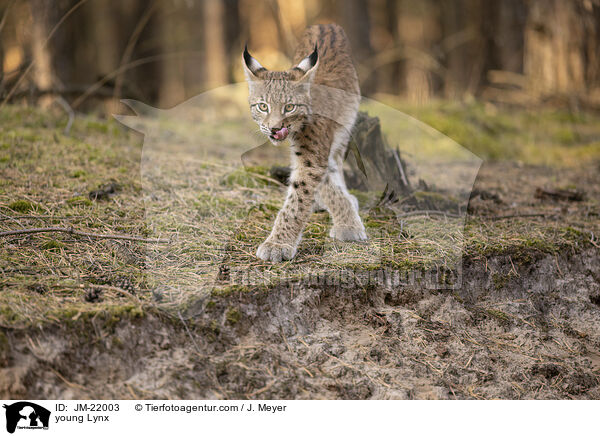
284 104 296 113
257 102 269 112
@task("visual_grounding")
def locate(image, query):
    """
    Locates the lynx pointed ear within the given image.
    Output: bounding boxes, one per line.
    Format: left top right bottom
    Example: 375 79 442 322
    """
295 45 319 83
243 45 266 81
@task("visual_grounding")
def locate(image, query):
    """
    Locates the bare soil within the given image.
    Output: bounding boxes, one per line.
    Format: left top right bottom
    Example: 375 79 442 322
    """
2 247 599 399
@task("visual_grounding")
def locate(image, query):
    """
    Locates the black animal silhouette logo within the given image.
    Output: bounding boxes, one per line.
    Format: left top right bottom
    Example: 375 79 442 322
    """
3 402 50 434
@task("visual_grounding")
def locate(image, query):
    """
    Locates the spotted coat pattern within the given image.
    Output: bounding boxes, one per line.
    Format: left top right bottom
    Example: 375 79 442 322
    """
243 24 367 262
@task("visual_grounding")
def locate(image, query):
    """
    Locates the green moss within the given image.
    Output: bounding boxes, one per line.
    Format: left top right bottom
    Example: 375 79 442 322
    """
234 232 250 242
226 307 241 325
49 304 145 331
85 120 109 134
562 226 585 239
305 222 327 238
8 199 36 213
70 169 87 178
205 300 216 309
66 196 93 207
552 128 577 145
209 319 220 334
211 284 251 297
221 166 276 188
366 98 600 165
0 305 25 324
41 239 65 251
245 165 270 176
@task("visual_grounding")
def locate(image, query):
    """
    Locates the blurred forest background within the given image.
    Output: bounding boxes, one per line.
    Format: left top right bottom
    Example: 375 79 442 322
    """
1 0 599 113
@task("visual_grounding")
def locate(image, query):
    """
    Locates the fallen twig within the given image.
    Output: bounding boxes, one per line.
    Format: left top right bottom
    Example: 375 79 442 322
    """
488 213 549 221
54 96 74 135
395 210 462 219
0 226 170 243
0 214 85 221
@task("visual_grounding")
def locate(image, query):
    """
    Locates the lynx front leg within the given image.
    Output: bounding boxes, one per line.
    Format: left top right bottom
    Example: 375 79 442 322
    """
257 163 327 262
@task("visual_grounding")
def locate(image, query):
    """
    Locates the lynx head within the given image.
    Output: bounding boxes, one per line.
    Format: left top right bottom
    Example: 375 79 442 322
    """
243 45 318 145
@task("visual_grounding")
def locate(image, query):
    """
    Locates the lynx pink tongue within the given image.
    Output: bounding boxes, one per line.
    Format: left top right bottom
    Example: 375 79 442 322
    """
273 127 289 140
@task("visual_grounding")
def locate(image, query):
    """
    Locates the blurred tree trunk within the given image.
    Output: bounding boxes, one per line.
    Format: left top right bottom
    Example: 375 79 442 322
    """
273 0 307 54
158 0 185 106
488 0 526 75
0 0 9 95
223 0 241 83
440 0 488 98
89 0 120 77
339 0 375 95
397 0 441 104
0 17 4 95
360 0 399 95
202 0 227 88
29 0 54 106
585 3 600 91
524 0 599 96
240 0 280 54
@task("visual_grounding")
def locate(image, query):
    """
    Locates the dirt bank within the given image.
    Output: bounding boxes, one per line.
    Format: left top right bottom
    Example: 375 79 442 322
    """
2 248 599 400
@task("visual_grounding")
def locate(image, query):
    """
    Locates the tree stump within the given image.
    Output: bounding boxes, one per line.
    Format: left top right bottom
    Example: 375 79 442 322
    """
268 111 411 200
344 111 411 196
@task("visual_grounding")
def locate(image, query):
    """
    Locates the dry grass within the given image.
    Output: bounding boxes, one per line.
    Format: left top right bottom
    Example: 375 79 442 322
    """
0 102 598 329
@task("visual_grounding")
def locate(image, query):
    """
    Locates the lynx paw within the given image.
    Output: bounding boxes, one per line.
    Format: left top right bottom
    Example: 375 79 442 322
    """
329 224 368 242
256 240 297 262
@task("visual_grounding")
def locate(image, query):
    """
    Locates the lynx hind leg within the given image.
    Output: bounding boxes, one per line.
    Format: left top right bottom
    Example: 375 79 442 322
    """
319 128 367 242
319 172 367 242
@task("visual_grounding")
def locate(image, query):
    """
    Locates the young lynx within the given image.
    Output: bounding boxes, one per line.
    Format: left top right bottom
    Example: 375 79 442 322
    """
243 23 366 262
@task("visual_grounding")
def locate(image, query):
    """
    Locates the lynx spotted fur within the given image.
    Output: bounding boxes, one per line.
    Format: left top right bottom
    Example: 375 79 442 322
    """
243 23 366 262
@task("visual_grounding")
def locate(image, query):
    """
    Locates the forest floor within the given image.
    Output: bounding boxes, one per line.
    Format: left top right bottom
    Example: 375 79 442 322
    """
1 100 599 399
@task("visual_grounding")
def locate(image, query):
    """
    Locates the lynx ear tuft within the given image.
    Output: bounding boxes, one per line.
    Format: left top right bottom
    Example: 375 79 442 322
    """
294 45 319 83
296 45 318 73
243 45 266 81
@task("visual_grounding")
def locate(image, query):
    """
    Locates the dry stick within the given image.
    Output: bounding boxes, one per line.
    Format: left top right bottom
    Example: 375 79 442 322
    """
488 213 549 221
0 0 91 108
54 96 74 134
0 214 85 221
0 227 170 243
393 146 410 187
395 210 462 219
